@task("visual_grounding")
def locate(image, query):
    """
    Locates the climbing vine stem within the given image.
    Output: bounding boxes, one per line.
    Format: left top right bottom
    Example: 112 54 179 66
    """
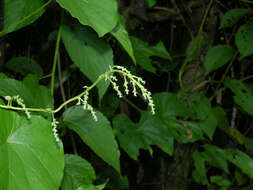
0 66 155 117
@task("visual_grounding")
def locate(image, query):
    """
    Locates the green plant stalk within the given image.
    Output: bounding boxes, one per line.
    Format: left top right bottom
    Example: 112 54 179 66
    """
178 0 213 91
210 52 238 101
0 68 138 114
0 0 52 37
51 13 64 96
240 0 253 4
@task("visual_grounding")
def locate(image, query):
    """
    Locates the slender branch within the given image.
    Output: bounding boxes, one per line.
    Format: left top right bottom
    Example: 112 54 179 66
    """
51 12 64 96
178 0 214 91
210 52 238 101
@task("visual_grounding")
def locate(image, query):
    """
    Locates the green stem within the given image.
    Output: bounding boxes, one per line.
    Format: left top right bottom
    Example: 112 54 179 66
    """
197 0 214 36
51 12 64 96
0 70 110 114
240 0 253 4
0 0 52 37
178 0 214 91
0 67 151 116
210 52 238 101
241 75 253 81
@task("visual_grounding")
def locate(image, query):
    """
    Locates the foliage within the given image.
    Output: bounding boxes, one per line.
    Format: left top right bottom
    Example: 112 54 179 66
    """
1 0 253 190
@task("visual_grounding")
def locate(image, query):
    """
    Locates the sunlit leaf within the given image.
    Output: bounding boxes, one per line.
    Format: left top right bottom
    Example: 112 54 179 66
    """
56 0 118 37
0 109 64 190
63 106 120 173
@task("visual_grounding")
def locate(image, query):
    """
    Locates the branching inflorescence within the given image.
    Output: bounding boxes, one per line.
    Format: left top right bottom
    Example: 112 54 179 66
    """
0 65 155 141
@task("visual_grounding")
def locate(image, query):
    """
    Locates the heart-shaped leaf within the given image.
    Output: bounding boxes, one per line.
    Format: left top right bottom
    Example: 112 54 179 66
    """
0 109 64 190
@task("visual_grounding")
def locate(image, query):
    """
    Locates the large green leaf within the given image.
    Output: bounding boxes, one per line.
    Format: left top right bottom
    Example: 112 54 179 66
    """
204 45 235 75
113 113 174 160
61 154 96 190
1 0 49 36
56 0 118 37
131 37 172 73
220 9 248 29
61 25 112 100
110 20 136 64
0 109 64 190
6 57 43 77
235 22 253 59
0 74 53 109
224 79 253 115
63 106 120 173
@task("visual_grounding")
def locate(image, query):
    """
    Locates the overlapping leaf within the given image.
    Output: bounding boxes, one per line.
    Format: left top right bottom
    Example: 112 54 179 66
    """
131 37 172 73
110 19 136 64
63 106 120 173
0 74 53 109
61 25 112 100
61 154 96 190
113 113 174 160
224 79 253 115
6 57 43 77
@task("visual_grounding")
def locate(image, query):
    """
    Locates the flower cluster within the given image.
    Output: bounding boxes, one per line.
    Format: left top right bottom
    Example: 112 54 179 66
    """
77 86 98 121
5 95 31 119
107 65 155 115
51 117 60 142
